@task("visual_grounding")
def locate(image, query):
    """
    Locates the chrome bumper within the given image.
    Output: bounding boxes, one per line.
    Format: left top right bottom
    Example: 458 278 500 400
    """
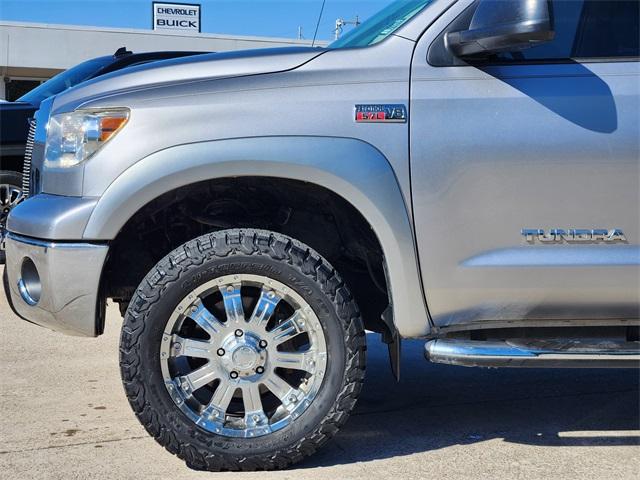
4 233 108 337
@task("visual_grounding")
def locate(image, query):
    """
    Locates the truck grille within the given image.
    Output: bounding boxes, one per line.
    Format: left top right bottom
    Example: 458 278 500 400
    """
22 119 36 198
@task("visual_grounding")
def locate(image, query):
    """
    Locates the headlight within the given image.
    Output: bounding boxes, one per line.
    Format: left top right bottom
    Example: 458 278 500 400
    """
44 109 129 168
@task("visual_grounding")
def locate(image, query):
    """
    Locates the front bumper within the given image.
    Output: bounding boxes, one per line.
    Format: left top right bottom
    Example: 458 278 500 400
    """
4 233 108 337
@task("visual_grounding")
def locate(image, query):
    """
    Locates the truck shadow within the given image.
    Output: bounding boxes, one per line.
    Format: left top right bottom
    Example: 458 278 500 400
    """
479 61 618 134
301 333 640 468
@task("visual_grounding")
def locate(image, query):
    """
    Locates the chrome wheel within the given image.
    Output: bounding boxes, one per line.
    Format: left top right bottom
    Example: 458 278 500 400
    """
160 273 328 438
0 182 24 228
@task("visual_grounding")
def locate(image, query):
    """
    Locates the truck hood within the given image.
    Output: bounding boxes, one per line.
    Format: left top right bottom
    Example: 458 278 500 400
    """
53 46 326 113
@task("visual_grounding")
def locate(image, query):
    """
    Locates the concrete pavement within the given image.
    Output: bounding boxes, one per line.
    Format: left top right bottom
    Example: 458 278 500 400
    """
1 266 639 479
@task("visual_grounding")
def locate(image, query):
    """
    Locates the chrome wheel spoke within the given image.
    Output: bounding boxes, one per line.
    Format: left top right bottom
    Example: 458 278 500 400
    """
221 283 245 324
172 335 212 359
263 374 295 404
201 382 235 421
268 310 304 345
0 184 24 227
242 384 269 430
241 383 262 413
0 184 23 207
189 300 225 337
247 288 281 329
272 350 315 371
180 363 217 393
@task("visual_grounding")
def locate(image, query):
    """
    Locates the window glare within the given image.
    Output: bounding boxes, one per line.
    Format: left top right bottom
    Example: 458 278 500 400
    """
329 0 433 49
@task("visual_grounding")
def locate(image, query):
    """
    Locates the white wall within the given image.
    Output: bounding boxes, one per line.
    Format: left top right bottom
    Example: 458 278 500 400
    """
0 21 322 99
0 21 316 71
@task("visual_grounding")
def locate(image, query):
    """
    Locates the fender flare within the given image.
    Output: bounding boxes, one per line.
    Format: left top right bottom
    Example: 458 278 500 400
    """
84 136 431 337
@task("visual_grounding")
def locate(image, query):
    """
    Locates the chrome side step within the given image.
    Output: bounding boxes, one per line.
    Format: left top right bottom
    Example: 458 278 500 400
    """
424 339 640 368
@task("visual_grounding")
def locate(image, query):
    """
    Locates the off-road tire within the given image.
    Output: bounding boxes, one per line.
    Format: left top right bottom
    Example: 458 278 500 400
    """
120 228 366 471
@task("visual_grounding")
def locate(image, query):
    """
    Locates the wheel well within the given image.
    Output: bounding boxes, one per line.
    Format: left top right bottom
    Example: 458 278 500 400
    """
103 177 390 333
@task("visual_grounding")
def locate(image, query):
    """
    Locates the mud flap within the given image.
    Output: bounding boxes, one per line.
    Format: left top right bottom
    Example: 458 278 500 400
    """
381 306 401 381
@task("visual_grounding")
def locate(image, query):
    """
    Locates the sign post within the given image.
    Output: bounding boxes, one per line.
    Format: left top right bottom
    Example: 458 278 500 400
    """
152 2 201 33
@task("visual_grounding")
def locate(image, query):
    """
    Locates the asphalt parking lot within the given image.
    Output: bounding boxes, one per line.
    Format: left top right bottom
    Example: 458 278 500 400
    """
1 266 639 480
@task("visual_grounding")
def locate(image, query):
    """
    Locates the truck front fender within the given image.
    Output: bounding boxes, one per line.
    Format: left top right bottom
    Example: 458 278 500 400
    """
84 136 431 337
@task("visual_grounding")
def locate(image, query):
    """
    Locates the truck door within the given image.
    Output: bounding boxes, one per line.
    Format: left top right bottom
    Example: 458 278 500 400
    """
409 0 640 328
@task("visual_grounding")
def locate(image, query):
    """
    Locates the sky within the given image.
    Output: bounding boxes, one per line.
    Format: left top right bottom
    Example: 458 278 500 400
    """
0 0 394 42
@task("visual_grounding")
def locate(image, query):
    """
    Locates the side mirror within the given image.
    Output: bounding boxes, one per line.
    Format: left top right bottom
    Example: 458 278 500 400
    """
446 0 555 58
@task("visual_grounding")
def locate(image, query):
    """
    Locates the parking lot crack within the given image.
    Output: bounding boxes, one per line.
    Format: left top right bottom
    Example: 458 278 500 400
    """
0 435 149 454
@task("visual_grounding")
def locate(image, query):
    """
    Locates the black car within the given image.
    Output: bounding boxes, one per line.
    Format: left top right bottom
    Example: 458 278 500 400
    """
0 47 207 261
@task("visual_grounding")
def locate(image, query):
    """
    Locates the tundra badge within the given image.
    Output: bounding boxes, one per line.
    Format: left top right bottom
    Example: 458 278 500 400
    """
522 229 627 243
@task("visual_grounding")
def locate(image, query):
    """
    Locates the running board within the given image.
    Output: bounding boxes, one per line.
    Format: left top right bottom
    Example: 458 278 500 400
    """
424 339 640 368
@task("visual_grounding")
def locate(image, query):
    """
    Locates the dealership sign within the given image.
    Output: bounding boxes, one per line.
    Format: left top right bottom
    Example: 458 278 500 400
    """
153 2 201 33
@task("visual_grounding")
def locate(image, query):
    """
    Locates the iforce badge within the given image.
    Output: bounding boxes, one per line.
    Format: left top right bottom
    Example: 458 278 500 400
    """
355 104 407 123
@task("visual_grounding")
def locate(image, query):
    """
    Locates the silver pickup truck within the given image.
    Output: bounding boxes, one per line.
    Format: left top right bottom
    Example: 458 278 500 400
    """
3 0 639 471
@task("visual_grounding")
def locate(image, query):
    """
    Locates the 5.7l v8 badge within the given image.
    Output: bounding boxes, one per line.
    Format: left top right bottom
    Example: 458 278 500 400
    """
355 104 407 123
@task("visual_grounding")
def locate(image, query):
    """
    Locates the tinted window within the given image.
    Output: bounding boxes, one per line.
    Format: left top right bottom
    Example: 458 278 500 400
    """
491 0 639 62
17 56 112 105
6 79 43 102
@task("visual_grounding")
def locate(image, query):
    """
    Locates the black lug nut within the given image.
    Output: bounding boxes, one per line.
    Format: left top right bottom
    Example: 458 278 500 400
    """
255 366 265 374
216 348 225 356
259 340 268 349
230 371 239 379
234 329 244 337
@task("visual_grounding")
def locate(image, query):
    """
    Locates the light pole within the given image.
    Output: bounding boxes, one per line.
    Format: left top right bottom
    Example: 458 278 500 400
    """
334 15 360 40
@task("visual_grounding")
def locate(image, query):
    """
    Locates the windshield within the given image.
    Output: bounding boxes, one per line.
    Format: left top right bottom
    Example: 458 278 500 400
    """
17 56 112 104
329 0 433 49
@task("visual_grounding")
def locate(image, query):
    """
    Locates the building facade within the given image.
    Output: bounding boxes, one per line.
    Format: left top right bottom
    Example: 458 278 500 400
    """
0 21 318 100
